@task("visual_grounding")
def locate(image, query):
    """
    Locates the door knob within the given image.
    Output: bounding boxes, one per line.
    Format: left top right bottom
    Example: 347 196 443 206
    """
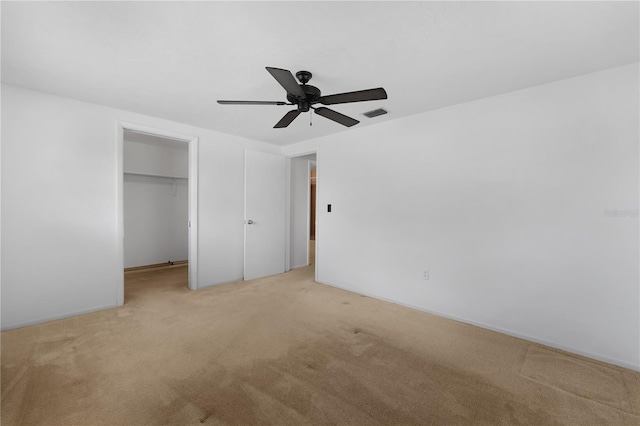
246 219 254 225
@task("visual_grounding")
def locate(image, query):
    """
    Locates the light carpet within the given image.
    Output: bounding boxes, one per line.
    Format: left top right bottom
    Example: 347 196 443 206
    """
2 265 639 425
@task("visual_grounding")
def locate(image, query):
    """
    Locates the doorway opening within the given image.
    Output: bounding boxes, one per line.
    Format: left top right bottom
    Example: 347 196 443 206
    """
309 161 316 265
116 123 199 306
288 152 318 278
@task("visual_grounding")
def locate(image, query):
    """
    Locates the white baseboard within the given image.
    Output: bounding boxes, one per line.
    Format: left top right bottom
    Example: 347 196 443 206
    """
1 303 117 331
316 280 640 372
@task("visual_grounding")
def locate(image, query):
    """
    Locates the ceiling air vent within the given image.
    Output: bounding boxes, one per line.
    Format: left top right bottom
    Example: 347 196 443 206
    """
363 108 387 118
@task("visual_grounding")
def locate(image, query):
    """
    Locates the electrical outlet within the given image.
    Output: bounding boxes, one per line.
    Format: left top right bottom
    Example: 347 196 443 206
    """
423 270 429 280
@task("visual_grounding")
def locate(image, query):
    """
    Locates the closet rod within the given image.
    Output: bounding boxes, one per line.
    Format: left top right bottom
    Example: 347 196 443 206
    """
124 171 188 180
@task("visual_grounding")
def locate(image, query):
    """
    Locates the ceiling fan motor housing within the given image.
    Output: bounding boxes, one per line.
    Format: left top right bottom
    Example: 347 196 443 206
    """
288 83 321 111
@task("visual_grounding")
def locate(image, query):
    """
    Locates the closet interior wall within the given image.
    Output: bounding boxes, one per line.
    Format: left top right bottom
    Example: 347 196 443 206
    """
123 132 189 269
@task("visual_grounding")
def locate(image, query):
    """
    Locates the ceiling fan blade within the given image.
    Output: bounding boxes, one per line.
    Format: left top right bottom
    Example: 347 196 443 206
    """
218 100 287 105
319 87 387 105
274 109 301 128
314 107 359 127
266 67 306 99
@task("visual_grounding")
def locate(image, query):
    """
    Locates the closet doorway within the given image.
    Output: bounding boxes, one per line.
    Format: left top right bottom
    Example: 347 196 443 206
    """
309 164 316 264
288 153 317 276
116 124 199 305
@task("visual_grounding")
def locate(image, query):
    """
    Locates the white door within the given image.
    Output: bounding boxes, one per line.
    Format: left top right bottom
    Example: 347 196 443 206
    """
244 150 286 280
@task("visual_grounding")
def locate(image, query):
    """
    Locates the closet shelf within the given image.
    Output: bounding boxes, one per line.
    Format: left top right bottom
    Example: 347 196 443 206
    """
124 171 188 180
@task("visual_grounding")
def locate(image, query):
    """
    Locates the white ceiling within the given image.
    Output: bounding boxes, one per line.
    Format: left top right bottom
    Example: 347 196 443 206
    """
2 1 638 147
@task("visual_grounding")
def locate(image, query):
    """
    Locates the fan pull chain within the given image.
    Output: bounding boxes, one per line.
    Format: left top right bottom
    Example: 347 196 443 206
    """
310 112 313 126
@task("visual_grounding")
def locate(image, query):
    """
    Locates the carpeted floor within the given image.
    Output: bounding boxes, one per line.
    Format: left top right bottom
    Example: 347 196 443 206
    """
2 265 639 425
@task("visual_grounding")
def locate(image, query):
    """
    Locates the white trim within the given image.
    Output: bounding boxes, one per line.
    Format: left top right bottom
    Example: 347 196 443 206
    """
188 138 199 291
305 159 312 268
1 303 118 331
287 149 318 158
315 279 640 372
116 122 199 301
119 123 193 142
285 157 291 272
116 123 125 305
313 151 319 283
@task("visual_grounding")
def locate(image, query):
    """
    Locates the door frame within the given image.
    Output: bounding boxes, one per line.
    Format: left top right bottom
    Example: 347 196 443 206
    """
285 151 318 282
116 122 199 305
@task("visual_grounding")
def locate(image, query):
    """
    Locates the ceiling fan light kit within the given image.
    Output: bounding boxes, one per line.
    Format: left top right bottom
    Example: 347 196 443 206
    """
217 67 388 128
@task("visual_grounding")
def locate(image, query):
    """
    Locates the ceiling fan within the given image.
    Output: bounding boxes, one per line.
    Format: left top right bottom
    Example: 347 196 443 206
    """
218 67 388 128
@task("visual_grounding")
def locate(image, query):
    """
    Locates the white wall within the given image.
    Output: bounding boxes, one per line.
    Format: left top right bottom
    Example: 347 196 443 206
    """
1 84 279 329
123 140 189 268
289 155 313 269
123 175 188 268
123 140 188 178
284 63 640 370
